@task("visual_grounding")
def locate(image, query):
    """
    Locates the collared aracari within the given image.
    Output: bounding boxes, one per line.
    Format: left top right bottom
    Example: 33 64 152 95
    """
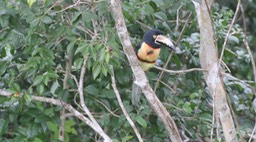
136 29 175 71
132 29 175 105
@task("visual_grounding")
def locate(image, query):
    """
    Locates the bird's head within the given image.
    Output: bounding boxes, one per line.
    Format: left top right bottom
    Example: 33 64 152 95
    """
142 29 175 51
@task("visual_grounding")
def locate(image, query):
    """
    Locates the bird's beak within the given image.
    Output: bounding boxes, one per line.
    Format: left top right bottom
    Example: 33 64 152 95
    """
155 35 175 51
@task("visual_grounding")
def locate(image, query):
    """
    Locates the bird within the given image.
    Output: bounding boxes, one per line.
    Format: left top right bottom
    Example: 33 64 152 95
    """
132 29 175 105
136 29 175 71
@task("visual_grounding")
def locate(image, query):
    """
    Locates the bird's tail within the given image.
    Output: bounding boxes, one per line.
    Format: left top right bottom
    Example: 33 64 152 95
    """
131 82 141 106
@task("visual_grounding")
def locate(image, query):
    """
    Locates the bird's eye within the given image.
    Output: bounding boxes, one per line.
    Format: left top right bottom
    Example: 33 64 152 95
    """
152 35 157 38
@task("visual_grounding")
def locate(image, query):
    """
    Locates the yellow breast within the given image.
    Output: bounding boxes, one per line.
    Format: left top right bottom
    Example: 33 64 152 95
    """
137 42 161 71
137 42 161 62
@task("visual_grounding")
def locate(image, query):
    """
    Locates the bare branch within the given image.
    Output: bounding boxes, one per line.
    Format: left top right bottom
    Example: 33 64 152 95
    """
78 55 112 140
152 79 176 94
54 0 81 14
154 12 192 92
94 99 120 118
0 89 112 142
249 119 256 142
219 0 241 68
110 66 143 142
240 4 256 92
0 90 12 97
154 52 173 92
154 65 206 74
77 55 112 142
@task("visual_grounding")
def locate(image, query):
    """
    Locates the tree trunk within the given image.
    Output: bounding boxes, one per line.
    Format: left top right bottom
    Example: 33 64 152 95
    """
193 0 238 141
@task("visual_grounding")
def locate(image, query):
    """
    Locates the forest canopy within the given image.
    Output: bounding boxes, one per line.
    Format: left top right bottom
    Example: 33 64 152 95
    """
0 0 256 141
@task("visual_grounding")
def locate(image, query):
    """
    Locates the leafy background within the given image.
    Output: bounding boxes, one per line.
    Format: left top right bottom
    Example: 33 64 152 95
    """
0 0 255 141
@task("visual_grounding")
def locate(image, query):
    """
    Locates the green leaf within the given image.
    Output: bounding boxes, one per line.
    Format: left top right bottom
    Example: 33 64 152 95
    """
12 83 21 92
0 61 7 76
75 43 88 56
47 121 58 132
154 12 167 20
92 63 101 79
33 75 44 86
228 35 239 44
41 16 52 24
105 52 110 64
85 85 99 95
34 138 43 142
142 4 154 15
65 120 77 135
0 119 8 135
101 65 108 76
45 71 59 78
152 0 164 6
182 102 193 114
190 93 199 99
67 40 76 53
122 135 134 142
26 123 38 138
37 84 44 95
135 116 147 128
73 58 83 70
83 11 97 22
72 12 82 25
50 81 59 95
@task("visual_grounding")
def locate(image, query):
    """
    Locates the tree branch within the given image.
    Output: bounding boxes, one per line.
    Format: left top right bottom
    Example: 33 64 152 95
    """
154 12 192 92
77 55 112 142
109 0 182 141
218 0 241 68
0 89 112 142
153 65 206 74
110 66 143 142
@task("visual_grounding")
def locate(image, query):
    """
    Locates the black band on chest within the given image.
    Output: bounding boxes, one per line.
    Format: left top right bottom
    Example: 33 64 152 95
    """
136 55 155 64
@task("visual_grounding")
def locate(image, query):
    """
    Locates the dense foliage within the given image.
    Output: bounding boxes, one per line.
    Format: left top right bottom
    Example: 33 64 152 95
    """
0 0 255 141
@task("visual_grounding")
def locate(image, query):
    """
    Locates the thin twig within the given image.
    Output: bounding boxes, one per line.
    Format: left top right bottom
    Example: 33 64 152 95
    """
175 12 192 45
55 0 81 14
153 65 206 74
94 99 120 118
154 52 173 92
59 70 79 87
249 119 256 142
241 6 256 89
154 12 192 92
78 54 97 122
152 79 176 94
110 66 143 142
175 5 183 32
77 55 112 142
218 0 241 68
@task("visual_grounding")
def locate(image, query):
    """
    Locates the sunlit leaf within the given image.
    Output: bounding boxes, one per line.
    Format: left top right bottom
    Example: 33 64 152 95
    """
27 0 36 7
